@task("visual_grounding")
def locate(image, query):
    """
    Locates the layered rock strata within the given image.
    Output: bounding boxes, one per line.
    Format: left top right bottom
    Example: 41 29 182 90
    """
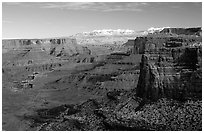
2 38 91 57
160 27 202 36
133 34 201 54
135 35 202 101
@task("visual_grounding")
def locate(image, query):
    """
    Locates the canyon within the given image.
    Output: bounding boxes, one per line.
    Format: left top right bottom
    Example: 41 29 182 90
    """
2 27 202 131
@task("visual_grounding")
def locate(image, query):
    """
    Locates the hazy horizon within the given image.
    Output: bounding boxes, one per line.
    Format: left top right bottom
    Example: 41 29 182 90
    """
2 2 202 39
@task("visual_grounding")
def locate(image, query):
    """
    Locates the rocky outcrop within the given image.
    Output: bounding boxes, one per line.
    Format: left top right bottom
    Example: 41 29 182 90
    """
47 38 91 57
2 39 33 50
2 38 91 57
2 38 76 47
49 38 71 44
2 37 93 68
136 35 202 101
133 34 202 54
160 27 202 36
122 39 135 47
26 90 202 131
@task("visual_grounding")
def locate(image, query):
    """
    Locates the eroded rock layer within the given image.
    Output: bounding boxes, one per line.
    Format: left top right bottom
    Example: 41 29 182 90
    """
2 37 93 69
136 35 202 101
160 27 202 36
133 34 201 54
2 38 91 57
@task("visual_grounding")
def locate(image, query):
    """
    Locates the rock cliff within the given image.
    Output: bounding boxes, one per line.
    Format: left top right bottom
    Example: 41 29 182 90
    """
160 27 202 36
2 38 91 57
2 37 93 67
133 34 202 54
135 34 202 101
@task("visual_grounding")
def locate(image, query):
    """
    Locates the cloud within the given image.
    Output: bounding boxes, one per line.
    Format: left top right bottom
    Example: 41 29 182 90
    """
3 2 22 6
2 20 13 23
39 2 149 12
171 5 180 9
2 2 149 12
3 2 34 8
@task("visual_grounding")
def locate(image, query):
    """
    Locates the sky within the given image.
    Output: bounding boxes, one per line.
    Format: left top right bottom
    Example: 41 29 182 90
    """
2 2 202 39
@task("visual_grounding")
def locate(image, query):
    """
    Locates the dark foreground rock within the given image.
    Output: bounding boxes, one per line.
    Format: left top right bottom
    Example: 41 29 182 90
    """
25 90 201 131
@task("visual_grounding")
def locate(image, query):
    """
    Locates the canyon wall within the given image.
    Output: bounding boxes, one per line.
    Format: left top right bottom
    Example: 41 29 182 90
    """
2 38 91 57
2 38 93 67
133 34 202 54
160 27 202 36
135 35 202 101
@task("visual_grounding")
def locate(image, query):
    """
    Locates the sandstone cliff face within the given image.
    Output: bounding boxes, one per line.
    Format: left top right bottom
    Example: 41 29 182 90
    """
47 38 91 57
2 38 93 67
136 35 202 101
2 39 33 51
2 38 91 57
160 27 202 36
133 34 202 54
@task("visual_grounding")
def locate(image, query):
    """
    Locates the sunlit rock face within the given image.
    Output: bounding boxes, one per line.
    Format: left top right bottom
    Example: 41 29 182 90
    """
47 38 91 57
160 27 202 36
132 33 202 55
3 38 91 56
135 34 202 101
2 37 93 68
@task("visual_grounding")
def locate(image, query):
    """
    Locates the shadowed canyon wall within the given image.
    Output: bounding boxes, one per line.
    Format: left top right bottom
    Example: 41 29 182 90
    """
134 34 202 101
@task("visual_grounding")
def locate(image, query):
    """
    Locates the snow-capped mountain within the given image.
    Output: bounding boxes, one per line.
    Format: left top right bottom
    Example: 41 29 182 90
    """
145 27 170 34
140 27 171 35
74 29 136 37
72 27 174 38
